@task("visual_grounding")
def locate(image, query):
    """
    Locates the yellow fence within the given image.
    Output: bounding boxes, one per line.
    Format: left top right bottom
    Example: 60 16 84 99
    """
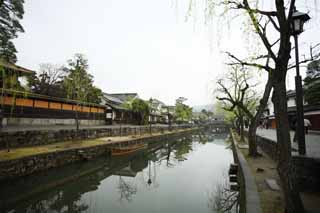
0 96 105 113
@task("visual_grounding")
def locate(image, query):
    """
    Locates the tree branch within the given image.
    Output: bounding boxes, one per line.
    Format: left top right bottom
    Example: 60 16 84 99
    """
242 0 277 61
225 52 271 72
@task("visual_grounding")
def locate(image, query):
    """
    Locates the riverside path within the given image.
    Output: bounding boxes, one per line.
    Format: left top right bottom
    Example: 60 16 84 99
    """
255 128 320 159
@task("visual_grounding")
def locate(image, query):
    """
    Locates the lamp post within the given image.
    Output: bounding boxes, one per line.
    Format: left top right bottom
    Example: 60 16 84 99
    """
291 7 310 155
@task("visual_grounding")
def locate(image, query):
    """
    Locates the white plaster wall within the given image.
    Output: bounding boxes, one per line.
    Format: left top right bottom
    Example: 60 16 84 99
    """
287 98 296 107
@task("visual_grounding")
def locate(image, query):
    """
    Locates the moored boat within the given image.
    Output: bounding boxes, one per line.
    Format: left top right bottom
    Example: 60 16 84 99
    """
111 144 147 156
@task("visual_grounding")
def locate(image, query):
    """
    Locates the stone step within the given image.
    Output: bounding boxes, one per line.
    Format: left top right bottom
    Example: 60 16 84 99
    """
265 178 280 191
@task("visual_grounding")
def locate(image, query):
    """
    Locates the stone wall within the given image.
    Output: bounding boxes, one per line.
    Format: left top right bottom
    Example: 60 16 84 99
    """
0 129 195 182
256 135 279 161
291 155 320 192
0 125 189 150
230 130 262 213
252 132 320 192
0 145 107 182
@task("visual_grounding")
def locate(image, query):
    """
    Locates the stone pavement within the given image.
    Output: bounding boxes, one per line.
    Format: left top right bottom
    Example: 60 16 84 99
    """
255 128 320 159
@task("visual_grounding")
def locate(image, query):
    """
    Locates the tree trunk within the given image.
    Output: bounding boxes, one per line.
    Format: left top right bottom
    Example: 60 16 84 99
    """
75 104 79 132
247 76 273 157
272 80 304 213
248 121 258 155
239 112 245 142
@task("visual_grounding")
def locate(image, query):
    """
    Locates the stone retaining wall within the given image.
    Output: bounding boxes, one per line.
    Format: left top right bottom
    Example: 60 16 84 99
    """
0 125 188 150
0 129 195 182
230 130 262 213
256 135 279 161
250 131 320 192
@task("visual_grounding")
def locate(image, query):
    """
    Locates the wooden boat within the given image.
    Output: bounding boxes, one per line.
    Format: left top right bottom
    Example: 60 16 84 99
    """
111 144 147 156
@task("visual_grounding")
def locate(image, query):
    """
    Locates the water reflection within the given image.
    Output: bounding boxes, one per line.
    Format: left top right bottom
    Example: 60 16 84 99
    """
0 131 233 213
207 175 239 213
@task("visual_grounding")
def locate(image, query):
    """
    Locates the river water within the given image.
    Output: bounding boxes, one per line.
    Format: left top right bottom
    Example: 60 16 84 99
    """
0 131 234 213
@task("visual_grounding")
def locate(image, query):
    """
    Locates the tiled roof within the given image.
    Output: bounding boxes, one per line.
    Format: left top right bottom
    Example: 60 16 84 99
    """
108 93 138 102
287 104 320 113
0 60 35 75
102 93 123 105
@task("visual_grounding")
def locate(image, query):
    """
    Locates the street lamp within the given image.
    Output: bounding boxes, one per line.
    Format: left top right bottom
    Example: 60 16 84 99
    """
291 7 310 155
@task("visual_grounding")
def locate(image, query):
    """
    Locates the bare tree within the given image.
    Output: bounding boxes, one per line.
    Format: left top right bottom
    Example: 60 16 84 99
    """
28 63 66 97
216 66 260 153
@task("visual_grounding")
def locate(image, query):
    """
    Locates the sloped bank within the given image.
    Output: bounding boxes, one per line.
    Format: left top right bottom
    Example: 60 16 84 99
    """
0 128 197 182
0 125 190 150
230 130 262 213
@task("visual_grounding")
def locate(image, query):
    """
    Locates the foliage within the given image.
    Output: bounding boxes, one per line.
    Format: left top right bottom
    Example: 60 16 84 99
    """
201 109 214 117
63 54 102 104
26 55 103 104
122 98 150 125
131 98 150 125
214 101 236 125
304 59 320 105
0 0 25 63
121 97 134 110
0 65 25 92
196 109 214 123
175 102 192 123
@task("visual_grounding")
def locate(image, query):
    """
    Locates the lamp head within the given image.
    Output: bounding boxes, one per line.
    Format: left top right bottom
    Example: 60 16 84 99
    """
291 9 311 35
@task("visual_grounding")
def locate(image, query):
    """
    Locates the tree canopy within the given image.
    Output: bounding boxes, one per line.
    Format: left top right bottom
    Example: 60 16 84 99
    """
132 99 150 125
175 101 192 123
0 0 25 63
122 98 150 125
63 54 102 104
27 54 103 104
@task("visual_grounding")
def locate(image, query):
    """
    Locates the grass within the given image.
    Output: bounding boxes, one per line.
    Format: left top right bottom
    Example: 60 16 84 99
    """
0 139 106 161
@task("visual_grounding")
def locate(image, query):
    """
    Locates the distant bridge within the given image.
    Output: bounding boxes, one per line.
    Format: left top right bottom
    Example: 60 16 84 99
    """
200 121 229 133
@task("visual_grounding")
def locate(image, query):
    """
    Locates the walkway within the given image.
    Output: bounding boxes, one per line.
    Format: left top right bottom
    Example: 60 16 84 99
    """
255 128 320 159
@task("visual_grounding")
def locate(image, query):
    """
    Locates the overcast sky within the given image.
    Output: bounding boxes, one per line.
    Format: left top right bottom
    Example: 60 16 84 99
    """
14 0 320 107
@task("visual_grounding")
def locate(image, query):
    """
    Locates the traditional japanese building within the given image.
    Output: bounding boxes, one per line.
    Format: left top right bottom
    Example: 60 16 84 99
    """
101 93 139 124
0 61 107 126
266 89 320 130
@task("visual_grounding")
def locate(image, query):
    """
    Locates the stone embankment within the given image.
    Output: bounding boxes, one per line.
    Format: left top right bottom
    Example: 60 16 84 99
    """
230 130 262 213
0 125 189 150
0 128 196 182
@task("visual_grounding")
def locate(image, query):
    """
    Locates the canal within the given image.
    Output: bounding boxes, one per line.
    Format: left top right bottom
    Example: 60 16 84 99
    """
0 131 234 213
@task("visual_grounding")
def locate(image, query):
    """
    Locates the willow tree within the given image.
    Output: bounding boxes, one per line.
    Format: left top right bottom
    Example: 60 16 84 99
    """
188 0 318 212
122 98 150 125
